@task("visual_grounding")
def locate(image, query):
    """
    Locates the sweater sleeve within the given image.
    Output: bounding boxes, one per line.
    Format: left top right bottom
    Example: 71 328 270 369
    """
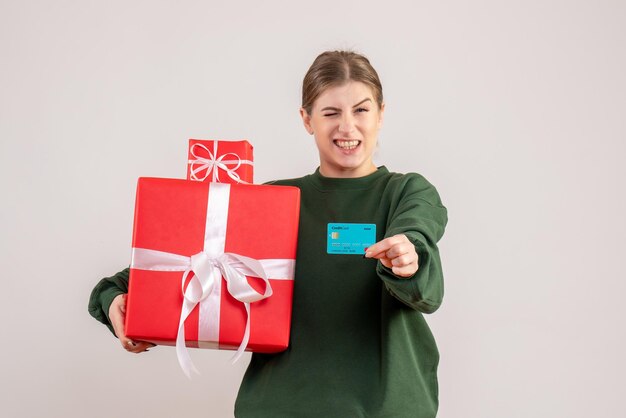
88 268 130 336
377 174 448 314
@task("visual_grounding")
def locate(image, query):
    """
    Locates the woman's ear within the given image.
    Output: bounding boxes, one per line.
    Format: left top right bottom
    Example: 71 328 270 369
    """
378 102 385 129
300 107 314 135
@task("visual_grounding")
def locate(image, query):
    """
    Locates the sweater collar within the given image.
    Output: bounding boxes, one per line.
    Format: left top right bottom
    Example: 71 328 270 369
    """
307 166 389 191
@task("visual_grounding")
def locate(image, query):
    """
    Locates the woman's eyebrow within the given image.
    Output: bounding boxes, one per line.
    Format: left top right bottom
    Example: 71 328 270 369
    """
352 98 371 108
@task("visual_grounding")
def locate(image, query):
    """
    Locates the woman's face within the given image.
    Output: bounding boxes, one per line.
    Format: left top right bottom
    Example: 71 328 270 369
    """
301 81 385 178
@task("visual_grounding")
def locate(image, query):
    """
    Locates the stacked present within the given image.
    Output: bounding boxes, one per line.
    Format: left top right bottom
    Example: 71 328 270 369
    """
187 139 254 183
124 139 300 377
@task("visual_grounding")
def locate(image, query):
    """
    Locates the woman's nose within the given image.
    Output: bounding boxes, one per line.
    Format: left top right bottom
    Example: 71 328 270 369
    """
338 113 355 134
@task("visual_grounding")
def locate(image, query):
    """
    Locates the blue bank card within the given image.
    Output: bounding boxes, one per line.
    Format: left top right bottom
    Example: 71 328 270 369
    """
327 223 376 255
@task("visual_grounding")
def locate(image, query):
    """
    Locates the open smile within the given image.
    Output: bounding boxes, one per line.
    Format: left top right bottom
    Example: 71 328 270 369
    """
333 139 361 150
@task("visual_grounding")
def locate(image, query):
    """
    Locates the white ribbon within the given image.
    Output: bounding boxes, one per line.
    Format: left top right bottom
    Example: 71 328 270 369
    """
188 142 253 183
130 182 295 378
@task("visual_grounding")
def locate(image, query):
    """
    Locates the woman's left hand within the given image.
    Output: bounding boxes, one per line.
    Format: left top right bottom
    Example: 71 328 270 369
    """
364 234 419 278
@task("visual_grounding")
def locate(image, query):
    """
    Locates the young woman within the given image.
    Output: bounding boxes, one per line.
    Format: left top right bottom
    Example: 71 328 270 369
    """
89 50 448 418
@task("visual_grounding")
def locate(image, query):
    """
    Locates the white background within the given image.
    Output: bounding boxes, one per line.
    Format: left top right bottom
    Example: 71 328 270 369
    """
1 1 625 417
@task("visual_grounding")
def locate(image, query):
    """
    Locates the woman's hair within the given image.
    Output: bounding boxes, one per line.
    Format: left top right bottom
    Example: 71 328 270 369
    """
301 50 383 115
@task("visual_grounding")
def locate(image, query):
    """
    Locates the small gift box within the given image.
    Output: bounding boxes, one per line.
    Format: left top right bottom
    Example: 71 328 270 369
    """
125 177 300 377
187 139 254 184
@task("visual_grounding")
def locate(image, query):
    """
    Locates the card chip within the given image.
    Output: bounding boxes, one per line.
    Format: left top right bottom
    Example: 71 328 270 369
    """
331 232 339 239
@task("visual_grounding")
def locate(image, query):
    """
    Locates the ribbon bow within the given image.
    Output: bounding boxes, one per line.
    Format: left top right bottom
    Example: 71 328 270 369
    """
131 248 273 378
188 142 253 183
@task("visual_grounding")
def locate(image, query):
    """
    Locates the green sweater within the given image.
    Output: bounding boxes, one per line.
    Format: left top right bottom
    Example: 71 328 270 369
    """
88 166 448 418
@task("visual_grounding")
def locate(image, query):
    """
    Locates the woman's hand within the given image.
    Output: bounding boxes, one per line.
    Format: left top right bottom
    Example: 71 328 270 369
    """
109 293 155 353
364 234 419 278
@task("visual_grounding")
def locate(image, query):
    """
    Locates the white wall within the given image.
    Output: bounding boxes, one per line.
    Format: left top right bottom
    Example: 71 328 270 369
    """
1 1 624 417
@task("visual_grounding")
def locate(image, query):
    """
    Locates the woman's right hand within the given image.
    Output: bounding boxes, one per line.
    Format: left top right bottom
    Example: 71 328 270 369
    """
109 294 155 353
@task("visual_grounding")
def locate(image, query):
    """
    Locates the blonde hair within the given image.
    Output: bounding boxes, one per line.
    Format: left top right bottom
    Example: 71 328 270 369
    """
301 50 383 115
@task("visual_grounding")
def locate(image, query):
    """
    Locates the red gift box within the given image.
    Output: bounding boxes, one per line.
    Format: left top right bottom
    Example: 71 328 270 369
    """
187 139 254 184
125 178 300 376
